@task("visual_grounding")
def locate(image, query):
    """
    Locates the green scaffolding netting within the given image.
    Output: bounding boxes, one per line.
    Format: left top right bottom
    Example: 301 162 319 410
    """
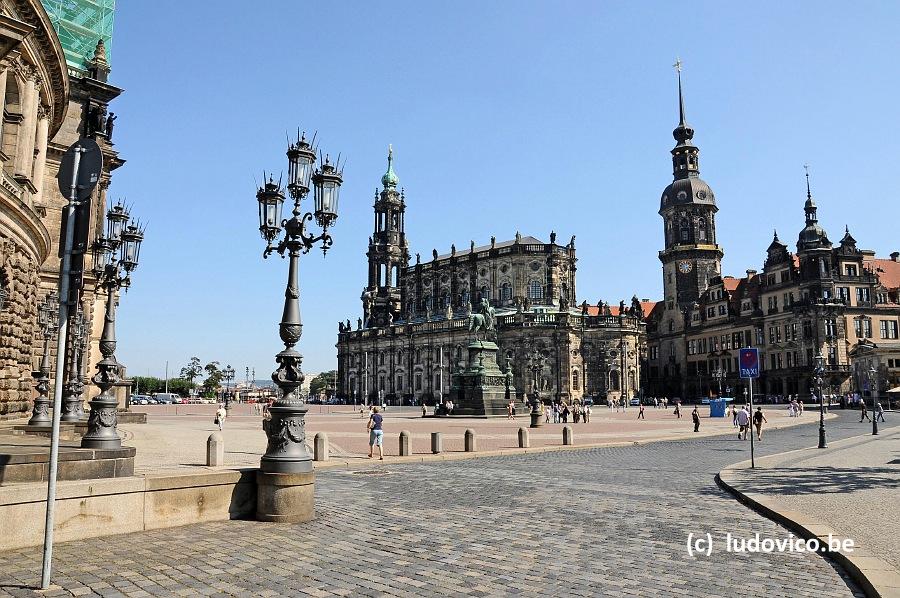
41 0 115 71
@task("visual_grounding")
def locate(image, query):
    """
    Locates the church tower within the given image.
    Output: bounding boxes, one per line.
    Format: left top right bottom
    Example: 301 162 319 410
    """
658 62 723 316
363 146 409 327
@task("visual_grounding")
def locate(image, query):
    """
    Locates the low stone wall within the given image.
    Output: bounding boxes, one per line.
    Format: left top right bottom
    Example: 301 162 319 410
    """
0 468 256 551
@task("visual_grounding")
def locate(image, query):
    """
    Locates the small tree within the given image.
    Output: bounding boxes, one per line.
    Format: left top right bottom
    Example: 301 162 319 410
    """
309 370 338 397
167 378 193 397
201 361 223 398
180 357 203 393
132 376 163 395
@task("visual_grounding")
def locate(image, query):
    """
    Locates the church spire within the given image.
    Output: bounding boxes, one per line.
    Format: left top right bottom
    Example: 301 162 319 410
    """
670 59 699 180
803 164 817 224
381 144 399 189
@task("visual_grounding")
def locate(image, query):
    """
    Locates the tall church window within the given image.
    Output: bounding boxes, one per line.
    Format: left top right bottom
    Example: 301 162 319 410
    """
500 282 512 302
698 217 707 241
528 280 543 300
572 369 580 390
680 218 689 241
609 370 620 391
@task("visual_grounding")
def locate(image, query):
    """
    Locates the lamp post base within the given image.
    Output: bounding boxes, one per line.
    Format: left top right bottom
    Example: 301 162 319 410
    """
818 425 827 449
260 404 313 474
80 395 121 449
28 396 51 426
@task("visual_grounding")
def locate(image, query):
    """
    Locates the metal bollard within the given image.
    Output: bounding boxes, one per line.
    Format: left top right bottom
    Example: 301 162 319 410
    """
206 432 224 467
314 432 329 461
464 429 476 452
431 431 443 454
563 425 574 445
399 430 411 456
518 427 530 448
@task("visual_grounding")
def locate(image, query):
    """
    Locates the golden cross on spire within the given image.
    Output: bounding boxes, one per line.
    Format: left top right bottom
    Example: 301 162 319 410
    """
673 57 682 73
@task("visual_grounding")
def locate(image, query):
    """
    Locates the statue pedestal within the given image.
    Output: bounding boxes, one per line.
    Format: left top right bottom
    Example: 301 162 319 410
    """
450 341 511 417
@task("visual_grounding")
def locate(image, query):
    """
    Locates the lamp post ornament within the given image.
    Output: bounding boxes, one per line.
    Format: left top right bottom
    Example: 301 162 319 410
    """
81 202 144 449
28 292 59 425
60 304 87 422
256 130 343 474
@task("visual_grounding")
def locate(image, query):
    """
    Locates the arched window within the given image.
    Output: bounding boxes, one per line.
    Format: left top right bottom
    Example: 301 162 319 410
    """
528 280 543 300
460 289 469 306
698 217 707 241
680 218 690 241
479 286 490 302
440 289 450 307
425 295 433 310
379 352 385 366
500 282 512 301
609 370 620 391
572 369 580 390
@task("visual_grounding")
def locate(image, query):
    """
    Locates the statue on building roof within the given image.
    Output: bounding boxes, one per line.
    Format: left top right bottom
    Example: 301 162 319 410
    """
432 248 438 261
357 317 362 330
515 231 521 243
570 235 576 248
446 302 453 321
631 295 644 319
451 244 456 256
105 113 117 141
470 240 475 252
338 321 345 332
346 319 351 330
550 231 556 244
415 253 420 264
491 236 496 248
619 300 626 315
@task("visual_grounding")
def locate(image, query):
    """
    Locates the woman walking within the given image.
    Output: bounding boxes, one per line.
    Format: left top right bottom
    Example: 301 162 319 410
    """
214 404 227 431
691 406 700 432
367 405 384 460
753 407 768 440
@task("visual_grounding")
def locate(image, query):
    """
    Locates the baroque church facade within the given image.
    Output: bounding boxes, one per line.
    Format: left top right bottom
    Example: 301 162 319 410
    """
644 71 900 401
336 151 646 406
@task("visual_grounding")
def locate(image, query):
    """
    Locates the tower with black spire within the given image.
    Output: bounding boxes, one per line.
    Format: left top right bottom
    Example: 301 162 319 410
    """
363 146 409 327
658 60 723 320
795 168 833 298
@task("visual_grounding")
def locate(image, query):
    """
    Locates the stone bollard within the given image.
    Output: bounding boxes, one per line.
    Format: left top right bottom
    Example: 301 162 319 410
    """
518 427 530 448
464 429 476 452
399 430 411 456
314 432 329 461
206 432 224 466
431 432 443 454
563 425 574 446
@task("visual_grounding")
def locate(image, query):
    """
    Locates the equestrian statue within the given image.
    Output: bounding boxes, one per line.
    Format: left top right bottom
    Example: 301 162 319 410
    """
468 298 496 341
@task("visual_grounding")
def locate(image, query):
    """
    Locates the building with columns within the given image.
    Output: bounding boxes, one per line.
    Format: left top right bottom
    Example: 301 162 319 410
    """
0 0 123 416
336 151 645 407
644 70 900 402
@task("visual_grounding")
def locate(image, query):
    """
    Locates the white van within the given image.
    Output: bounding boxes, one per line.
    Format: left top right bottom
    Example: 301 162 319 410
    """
154 393 181 404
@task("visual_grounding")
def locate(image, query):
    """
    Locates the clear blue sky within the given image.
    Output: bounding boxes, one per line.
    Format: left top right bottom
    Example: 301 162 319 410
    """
109 1 900 380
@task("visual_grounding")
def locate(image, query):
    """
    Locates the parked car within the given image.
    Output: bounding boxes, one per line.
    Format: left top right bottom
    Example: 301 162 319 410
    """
131 394 150 405
154 393 181 404
630 398 640 406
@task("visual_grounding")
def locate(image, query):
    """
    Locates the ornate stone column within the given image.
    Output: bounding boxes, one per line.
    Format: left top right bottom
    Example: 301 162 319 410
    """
13 67 38 178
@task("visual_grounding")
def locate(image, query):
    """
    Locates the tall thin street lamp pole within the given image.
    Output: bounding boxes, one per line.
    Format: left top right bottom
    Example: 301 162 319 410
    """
255 130 343 473
814 352 827 449
869 365 879 436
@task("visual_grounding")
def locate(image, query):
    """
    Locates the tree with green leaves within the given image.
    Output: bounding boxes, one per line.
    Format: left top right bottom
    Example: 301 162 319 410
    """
180 357 202 392
201 361 223 398
309 370 338 397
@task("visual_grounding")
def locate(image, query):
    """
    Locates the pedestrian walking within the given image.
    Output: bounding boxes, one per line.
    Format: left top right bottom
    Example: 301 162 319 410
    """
573 404 581 424
561 402 570 423
637 404 645 420
545 402 551 423
731 405 738 427
584 403 591 423
674 401 681 418
753 407 768 440
859 401 871 422
214 404 227 431
367 405 384 460
736 406 750 440
691 406 700 432
875 401 886 422
422 403 427 417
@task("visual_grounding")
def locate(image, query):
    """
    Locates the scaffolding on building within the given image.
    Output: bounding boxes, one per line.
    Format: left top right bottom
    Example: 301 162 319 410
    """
42 0 115 71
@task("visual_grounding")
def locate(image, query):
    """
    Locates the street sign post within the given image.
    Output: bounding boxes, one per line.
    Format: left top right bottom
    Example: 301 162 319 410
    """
739 348 760 468
42 138 103 589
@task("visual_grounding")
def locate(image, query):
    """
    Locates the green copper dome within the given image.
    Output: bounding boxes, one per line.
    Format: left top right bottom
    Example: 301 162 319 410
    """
381 145 399 188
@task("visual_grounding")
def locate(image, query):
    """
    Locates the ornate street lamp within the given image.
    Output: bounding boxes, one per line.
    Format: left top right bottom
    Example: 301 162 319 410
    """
223 364 235 410
528 348 544 428
28 292 59 425
814 352 826 449
869 365 879 436
60 305 87 422
256 131 343 474
81 202 144 449
712 368 725 397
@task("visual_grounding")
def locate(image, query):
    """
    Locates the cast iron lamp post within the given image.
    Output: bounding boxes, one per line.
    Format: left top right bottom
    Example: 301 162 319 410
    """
60 305 87 421
713 368 725 397
81 202 144 449
28 292 59 425
869 365 879 436
256 131 342 474
223 365 235 411
814 352 827 448
528 348 544 428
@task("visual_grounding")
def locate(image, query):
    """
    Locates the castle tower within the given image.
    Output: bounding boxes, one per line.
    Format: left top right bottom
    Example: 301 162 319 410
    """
362 146 409 327
658 61 723 314
796 169 833 298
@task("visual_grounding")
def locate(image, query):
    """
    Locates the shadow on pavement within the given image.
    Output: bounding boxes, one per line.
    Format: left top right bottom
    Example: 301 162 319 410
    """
743 465 899 495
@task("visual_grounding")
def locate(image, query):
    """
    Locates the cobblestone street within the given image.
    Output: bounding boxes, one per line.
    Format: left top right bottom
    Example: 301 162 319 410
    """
0 412 892 597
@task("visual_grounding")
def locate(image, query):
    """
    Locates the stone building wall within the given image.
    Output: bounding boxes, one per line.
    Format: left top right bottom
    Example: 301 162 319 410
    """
0 238 39 415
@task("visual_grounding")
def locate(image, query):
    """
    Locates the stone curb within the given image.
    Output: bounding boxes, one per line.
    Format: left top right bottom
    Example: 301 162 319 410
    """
716 429 900 598
311 412 837 471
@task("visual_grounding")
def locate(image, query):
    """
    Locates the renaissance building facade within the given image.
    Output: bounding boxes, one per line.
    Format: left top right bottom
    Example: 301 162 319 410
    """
336 151 646 406
0 0 122 416
644 71 900 401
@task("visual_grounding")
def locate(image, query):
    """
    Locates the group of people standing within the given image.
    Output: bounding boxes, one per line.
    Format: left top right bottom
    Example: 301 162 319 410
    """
545 401 592 424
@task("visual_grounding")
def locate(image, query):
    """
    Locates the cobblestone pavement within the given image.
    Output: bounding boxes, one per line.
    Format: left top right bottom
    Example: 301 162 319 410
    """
0 412 892 597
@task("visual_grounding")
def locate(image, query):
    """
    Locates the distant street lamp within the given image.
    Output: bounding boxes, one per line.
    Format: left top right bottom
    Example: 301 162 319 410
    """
814 352 826 449
82 202 144 449
713 368 725 397
223 365 235 410
869 365 879 436
528 348 545 428
28 292 59 425
256 131 343 474
60 305 87 422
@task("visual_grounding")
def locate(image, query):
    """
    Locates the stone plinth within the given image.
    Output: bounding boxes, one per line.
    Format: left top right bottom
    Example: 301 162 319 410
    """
256 470 315 524
450 340 512 417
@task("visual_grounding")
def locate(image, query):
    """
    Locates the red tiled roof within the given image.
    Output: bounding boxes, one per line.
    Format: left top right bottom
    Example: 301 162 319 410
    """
583 301 657 319
723 276 740 292
866 258 900 290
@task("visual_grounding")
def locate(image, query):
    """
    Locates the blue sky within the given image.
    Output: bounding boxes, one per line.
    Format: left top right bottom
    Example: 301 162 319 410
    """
109 1 900 380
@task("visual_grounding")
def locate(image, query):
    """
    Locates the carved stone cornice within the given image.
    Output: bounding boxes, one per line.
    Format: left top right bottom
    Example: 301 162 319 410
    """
8 0 68 135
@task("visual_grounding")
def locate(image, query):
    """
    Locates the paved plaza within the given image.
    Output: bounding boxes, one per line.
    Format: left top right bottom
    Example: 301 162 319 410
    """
0 412 893 597
122 403 829 472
